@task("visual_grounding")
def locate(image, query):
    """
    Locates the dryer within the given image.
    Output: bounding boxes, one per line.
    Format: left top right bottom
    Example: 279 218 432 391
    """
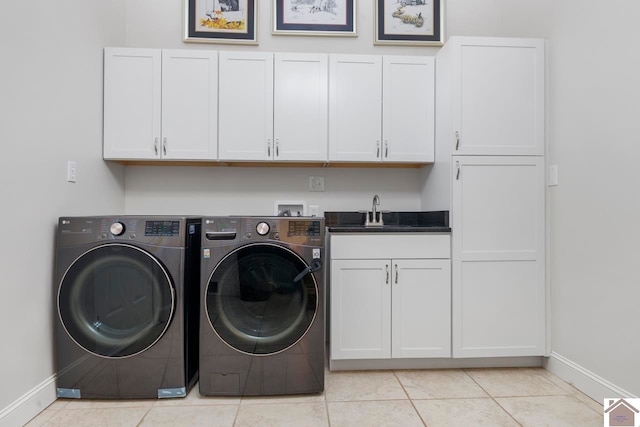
54 216 200 399
199 216 325 396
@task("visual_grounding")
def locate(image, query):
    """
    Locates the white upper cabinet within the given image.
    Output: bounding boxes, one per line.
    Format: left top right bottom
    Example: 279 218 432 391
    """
329 55 382 162
218 51 274 161
103 48 218 160
104 48 161 160
274 53 328 161
218 52 329 162
438 37 545 156
161 50 218 160
329 54 435 163
383 56 435 163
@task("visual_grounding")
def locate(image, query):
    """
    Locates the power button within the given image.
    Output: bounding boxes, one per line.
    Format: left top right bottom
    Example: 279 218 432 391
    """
256 222 270 236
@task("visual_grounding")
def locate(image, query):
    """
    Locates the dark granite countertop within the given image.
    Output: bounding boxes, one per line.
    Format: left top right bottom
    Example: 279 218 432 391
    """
325 211 450 233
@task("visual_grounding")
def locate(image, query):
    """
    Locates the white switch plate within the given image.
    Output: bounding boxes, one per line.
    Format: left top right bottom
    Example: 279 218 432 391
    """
67 161 77 183
549 165 558 186
309 176 325 192
309 205 319 217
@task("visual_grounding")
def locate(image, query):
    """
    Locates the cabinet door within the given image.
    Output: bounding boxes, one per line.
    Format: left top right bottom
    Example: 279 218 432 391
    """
104 48 161 159
161 50 218 160
330 259 391 360
382 56 435 163
274 53 328 162
451 37 545 155
329 55 382 162
391 259 451 358
452 156 545 357
218 51 274 161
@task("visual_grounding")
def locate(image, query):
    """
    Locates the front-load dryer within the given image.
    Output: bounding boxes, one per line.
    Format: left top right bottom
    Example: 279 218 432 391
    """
200 216 325 396
54 216 201 399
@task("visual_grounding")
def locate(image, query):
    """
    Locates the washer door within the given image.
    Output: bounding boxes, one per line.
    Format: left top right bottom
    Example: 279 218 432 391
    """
58 244 175 358
206 243 318 355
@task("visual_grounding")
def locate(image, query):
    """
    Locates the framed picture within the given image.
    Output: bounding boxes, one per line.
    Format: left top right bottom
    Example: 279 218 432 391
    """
375 0 444 46
272 0 356 36
183 0 258 44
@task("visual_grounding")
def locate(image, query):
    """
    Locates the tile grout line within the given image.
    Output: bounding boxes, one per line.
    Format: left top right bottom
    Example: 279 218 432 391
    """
461 368 524 427
325 391 332 427
392 370 428 427
135 404 155 427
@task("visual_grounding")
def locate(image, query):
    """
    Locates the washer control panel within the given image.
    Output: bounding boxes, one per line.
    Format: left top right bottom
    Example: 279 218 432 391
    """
203 217 324 245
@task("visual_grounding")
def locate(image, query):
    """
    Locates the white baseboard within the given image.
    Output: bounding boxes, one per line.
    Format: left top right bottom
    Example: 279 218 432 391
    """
544 352 637 402
330 356 543 371
0 375 57 427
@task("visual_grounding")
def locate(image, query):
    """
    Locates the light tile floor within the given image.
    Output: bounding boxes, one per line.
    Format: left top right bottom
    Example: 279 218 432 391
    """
26 368 604 427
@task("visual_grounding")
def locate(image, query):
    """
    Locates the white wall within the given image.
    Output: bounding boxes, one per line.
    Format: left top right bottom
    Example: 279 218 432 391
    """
0 2 127 425
545 1 640 397
125 166 422 215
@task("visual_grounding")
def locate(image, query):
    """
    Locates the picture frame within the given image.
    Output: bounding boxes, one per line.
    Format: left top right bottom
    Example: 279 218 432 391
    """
374 0 444 46
272 0 356 37
183 0 258 45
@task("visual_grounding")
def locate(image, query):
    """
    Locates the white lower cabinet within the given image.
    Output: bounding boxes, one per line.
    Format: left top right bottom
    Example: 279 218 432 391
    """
330 234 451 361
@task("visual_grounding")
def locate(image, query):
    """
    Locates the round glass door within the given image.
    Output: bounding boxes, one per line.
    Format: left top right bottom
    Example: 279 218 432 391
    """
58 244 175 358
206 243 318 355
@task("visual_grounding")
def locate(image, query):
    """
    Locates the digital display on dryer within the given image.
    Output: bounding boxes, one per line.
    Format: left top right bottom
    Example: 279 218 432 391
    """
145 221 180 236
288 220 321 237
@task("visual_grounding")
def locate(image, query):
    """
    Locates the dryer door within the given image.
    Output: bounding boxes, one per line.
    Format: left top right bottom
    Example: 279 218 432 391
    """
206 243 319 355
58 244 175 358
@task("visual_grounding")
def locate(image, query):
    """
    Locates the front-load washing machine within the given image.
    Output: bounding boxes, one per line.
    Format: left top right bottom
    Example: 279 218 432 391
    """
54 216 200 399
200 216 325 396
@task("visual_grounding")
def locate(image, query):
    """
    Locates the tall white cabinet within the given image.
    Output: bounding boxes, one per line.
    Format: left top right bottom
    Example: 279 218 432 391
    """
103 48 218 160
436 37 547 358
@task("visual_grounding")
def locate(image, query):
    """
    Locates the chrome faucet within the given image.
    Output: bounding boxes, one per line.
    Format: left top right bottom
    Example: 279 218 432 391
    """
365 194 384 226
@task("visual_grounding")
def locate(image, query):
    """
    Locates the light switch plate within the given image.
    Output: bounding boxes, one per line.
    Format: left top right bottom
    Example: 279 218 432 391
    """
67 161 77 183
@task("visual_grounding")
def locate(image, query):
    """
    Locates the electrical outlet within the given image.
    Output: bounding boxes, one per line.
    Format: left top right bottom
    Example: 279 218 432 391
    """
309 205 319 217
67 161 77 183
309 176 324 192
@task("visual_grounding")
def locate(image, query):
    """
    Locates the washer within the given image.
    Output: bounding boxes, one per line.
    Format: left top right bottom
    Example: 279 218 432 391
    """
199 216 325 396
54 216 201 399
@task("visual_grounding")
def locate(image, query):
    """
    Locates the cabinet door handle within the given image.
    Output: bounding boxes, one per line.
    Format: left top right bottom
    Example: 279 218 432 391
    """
154 137 159 156
275 139 279 157
267 139 271 157
162 137 167 156
395 264 398 284
455 131 460 150
376 141 381 158
385 265 389 284
385 141 389 158
456 161 460 180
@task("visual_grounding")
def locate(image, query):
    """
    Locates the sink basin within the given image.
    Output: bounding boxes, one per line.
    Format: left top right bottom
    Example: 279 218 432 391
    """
325 211 450 233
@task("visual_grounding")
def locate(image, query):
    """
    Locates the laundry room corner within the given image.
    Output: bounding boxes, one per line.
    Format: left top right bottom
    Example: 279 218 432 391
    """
0 2 127 426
